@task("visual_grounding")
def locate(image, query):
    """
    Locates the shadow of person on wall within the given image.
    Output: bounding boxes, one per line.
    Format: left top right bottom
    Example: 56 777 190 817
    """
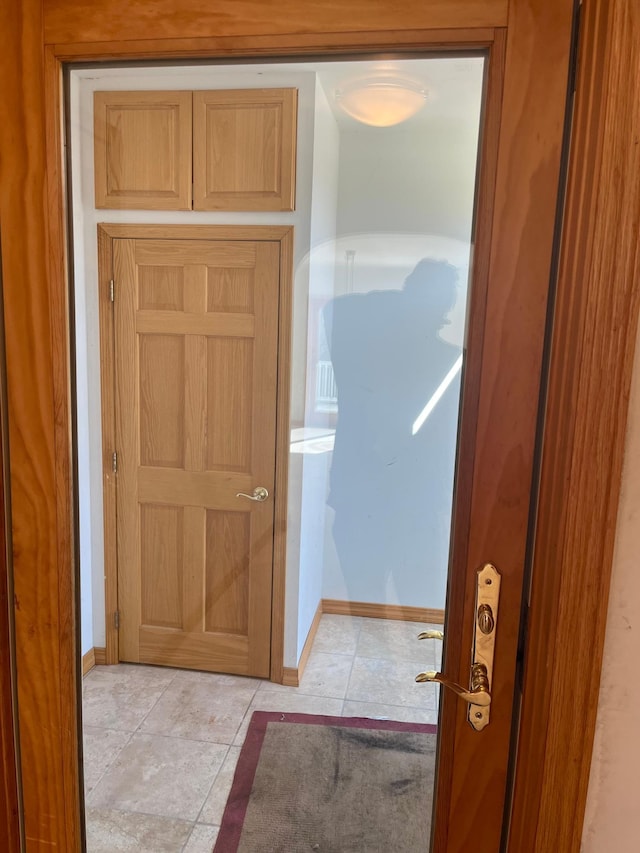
323 258 463 607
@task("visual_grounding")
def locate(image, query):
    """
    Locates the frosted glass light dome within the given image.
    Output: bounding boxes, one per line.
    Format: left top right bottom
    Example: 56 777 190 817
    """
336 78 427 127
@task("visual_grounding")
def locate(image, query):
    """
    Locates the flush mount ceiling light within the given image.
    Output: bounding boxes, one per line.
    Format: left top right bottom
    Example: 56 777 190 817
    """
335 78 427 127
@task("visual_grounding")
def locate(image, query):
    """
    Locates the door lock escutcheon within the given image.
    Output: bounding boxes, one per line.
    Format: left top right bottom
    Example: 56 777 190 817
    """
416 562 501 732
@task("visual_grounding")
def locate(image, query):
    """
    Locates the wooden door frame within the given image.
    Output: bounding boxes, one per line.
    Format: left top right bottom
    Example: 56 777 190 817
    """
0 312 20 852
96 223 294 682
1 1 639 851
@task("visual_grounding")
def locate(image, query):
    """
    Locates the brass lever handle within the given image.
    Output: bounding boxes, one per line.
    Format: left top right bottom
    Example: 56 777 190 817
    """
418 630 444 641
236 487 269 502
415 662 491 707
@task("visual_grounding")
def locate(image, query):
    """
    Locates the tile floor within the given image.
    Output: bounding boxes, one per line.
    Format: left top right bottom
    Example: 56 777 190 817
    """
82 615 442 852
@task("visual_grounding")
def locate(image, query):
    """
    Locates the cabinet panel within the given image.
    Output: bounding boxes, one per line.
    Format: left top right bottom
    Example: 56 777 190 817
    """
94 90 192 210
193 88 297 211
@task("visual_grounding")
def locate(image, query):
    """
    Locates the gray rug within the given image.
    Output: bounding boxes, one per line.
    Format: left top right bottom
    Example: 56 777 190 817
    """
214 711 438 853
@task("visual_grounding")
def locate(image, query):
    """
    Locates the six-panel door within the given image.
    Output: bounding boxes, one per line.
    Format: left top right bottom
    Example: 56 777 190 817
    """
114 237 280 677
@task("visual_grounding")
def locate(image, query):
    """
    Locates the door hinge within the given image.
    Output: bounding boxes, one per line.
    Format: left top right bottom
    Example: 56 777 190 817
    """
114 610 120 630
112 451 118 474
109 279 115 302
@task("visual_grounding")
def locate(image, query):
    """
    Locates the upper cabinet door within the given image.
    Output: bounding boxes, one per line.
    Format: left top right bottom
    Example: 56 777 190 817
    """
193 88 297 211
94 90 192 210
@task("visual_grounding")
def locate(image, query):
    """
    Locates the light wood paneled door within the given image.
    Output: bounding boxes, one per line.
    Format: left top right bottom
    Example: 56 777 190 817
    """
113 236 280 677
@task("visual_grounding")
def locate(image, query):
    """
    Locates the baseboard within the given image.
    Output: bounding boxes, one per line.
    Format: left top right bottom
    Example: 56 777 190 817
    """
298 602 323 677
82 646 107 675
281 667 299 687
82 648 95 675
280 601 323 687
321 599 445 625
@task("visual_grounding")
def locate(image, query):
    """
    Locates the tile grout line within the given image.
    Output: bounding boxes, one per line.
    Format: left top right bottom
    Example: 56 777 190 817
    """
84 669 178 810
85 667 224 824
180 822 221 853
133 669 181 734
191 743 234 830
183 676 262 833
83 727 137 806
195 741 234 825
342 616 365 715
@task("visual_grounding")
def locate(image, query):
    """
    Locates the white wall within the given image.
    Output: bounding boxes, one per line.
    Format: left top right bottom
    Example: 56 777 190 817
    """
70 64 319 663
335 118 481 243
581 319 640 850
319 79 483 609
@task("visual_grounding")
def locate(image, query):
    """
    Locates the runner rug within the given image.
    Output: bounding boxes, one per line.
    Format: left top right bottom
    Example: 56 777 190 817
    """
213 711 438 853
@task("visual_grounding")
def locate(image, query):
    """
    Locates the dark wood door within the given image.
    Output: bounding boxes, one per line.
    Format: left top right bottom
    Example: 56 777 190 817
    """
0 1 584 851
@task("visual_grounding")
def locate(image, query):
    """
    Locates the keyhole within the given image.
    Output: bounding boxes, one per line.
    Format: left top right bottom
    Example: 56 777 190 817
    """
477 604 495 635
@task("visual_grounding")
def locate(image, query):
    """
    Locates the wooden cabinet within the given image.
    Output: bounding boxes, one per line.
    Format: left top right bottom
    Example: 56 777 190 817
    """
94 91 192 210
193 88 297 211
94 88 298 211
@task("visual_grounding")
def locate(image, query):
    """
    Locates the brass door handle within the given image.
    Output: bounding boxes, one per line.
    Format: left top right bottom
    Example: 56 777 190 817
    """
415 562 501 731
415 662 491 707
418 630 444 641
236 487 269 502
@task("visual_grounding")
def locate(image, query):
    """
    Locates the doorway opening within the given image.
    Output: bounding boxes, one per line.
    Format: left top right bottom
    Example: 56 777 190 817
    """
70 54 485 851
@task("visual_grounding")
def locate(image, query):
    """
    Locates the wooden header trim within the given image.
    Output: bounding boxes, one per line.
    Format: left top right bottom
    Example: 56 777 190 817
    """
44 0 507 47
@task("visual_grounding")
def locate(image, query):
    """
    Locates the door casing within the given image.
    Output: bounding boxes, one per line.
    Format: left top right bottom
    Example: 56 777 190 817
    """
1 1 639 852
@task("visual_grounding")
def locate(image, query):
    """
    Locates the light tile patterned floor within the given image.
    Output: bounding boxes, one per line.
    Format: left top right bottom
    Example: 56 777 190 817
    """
83 615 442 852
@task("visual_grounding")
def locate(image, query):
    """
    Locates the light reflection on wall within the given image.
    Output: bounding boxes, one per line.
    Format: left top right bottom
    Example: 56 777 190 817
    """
297 234 472 611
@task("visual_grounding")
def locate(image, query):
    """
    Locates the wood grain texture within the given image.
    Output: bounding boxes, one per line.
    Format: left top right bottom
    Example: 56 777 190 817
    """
508 2 640 851
281 667 300 687
81 648 95 675
0 398 20 851
5 4 621 849
205 512 250 634
432 1 574 849
100 223 293 241
137 311 255 337
136 239 256 266
140 505 184 628
114 239 141 662
139 626 249 672
138 264 184 311
0 2 81 850
112 232 280 677
322 600 445 625
81 647 107 674
44 0 508 45
270 227 294 685
298 601 323 678
432 29 506 851
44 41 82 853
281 596 321 687
94 90 192 210
50 28 497 62
193 88 297 211
139 335 185 467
